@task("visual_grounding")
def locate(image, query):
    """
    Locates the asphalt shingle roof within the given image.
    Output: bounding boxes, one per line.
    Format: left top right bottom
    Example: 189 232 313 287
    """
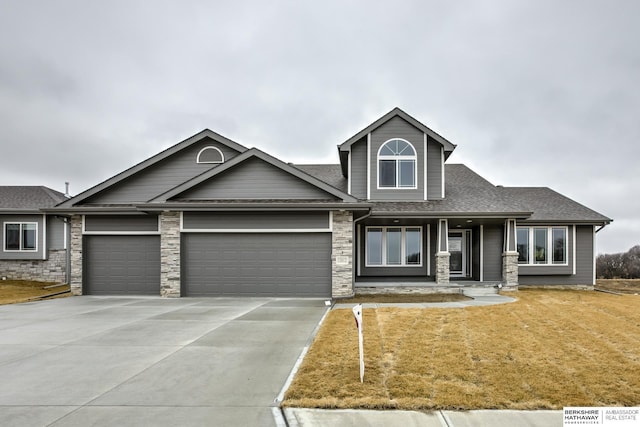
498 187 611 223
370 164 527 215
294 163 611 223
293 164 348 193
0 186 67 211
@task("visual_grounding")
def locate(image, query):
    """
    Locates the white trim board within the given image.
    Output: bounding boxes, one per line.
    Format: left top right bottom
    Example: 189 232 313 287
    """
366 133 371 200
426 223 431 275
181 229 332 233
423 133 428 200
42 214 47 260
347 149 352 195
82 231 161 236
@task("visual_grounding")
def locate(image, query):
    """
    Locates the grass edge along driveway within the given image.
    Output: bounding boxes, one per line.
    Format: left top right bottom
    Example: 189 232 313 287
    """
283 289 640 410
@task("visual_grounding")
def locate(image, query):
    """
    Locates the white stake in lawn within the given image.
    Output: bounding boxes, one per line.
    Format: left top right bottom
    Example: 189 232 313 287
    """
352 304 364 383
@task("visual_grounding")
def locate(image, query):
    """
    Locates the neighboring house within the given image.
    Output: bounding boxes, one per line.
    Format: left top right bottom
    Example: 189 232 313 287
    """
0 186 68 283
51 108 611 297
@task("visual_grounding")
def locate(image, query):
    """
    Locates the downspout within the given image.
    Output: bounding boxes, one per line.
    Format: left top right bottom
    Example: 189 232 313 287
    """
66 217 71 285
353 209 373 226
57 216 71 285
595 224 608 233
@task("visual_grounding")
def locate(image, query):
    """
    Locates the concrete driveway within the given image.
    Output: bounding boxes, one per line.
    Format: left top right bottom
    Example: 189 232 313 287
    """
0 296 328 426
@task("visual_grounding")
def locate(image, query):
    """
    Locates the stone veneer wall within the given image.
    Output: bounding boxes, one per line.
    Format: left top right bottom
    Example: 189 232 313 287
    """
436 252 450 285
502 251 519 290
0 249 66 283
160 211 181 297
70 215 83 295
331 211 354 298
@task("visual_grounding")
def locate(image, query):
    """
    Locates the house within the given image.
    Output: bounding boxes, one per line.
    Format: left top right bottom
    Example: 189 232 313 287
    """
0 186 68 283
50 108 611 297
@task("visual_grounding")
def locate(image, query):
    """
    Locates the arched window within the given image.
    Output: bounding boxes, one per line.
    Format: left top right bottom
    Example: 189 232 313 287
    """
377 139 417 188
196 146 224 164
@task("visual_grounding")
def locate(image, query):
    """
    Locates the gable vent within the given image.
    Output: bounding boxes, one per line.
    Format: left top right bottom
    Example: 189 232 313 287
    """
197 146 224 164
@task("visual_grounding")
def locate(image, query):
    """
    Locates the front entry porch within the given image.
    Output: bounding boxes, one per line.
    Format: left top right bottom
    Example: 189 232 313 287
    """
353 216 520 294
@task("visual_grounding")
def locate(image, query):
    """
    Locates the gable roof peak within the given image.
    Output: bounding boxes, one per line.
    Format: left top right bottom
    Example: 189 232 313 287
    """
338 107 456 154
149 146 357 203
56 128 249 208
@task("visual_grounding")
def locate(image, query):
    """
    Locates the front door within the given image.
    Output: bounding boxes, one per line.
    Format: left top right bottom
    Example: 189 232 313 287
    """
449 230 471 277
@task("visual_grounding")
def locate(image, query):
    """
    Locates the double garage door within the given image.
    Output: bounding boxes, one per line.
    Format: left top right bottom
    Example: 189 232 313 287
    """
182 233 331 297
84 233 331 297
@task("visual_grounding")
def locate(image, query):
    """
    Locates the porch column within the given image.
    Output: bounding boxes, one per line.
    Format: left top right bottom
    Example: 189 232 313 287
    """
69 214 83 296
331 210 354 298
502 218 519 290
436 219 450 285
160 211 181 297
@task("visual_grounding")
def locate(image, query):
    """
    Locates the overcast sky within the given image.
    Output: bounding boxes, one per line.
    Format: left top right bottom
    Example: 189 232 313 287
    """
1 0 638 254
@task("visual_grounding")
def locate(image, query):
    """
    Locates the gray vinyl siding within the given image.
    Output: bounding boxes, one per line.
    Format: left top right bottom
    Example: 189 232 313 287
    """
519 225 595 286
178 157 337 200
350 138 367 198
0 214 44 260
47 216 66 250
430 222 437 276
84 138 242 204
84 215 159 232
369 116 425 201
183 212 329 230
482 225 503 281
427 138 443 200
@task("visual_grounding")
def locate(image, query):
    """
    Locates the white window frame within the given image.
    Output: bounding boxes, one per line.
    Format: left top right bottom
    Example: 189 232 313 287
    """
3 222 38 252
365 226 422 267
516 226 568 266
196 146 224 164
377 138 417 190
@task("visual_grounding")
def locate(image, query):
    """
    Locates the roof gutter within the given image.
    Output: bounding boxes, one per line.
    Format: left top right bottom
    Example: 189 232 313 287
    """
353 208 373 226
596 222 610 233
137 202 371 212
369 211 533 219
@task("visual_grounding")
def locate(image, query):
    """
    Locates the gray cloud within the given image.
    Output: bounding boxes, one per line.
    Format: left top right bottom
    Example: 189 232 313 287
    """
0 0 637 253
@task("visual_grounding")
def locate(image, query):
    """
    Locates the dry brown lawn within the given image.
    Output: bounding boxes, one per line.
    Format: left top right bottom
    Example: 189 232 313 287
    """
0 280 70 305
596 279 640 294
284 289 640 410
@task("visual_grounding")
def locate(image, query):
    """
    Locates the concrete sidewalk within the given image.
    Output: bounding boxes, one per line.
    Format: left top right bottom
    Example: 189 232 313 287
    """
284 408 563 427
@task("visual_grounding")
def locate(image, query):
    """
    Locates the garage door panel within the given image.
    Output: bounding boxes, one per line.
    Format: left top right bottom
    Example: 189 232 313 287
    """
182 233 331 297
84 235 160 295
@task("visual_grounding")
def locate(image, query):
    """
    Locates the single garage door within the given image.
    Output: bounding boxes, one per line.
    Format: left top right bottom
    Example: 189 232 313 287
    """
182 233 331 297
84 235 160 295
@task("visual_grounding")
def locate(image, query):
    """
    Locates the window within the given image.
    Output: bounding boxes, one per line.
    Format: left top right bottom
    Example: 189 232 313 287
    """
378 139 417 189
366 226 422 266
196 146 224 164
516 226 567 265
4 223 37 251
516 228 529 263
552 228 567 264
534 228 547 264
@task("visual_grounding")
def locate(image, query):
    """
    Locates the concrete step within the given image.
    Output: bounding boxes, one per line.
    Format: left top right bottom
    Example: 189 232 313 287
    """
461 286 499 297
